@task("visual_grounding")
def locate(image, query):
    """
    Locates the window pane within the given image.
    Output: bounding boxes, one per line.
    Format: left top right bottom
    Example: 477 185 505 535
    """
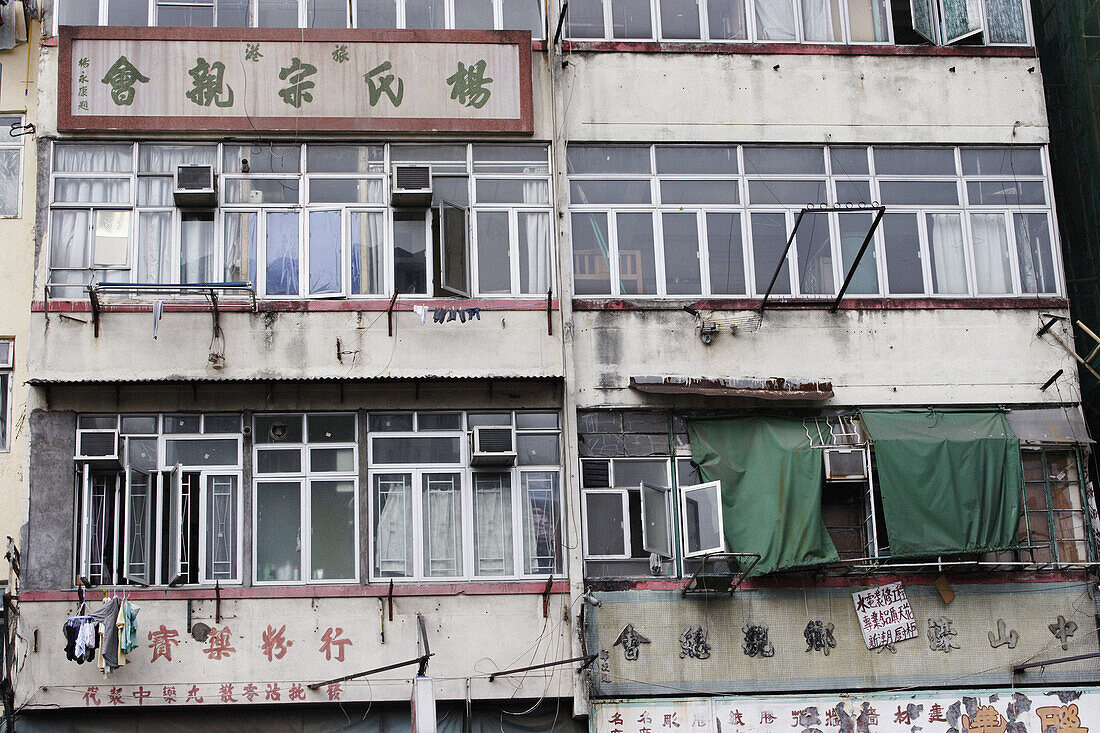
455 0 494 27
373 473 413 576
165 414 201 433
966 181 1046 206
516 412 560 429
137 211 172 283
224 212 258 284
257 448 302 473
754 0 796 39
879 180 959 206
392 145 467 168
985 0 1027 43
796 211 833 294
110 0 149 24
683 483 722 554
255 414 304 443
310 448 355 471
204 414 242 433
618 212 658 295
308 210 341 295
642 483 671 556
751 212 790 295
223 178 300 204
882 214 924 294
165 438 238 466
310 480 356 580
266 211 300 296
217 0 251 26
801 0 841 41
308 178 384 204
307 0 348 26
614 459 668 487
1015 213 1056 294
660 180 739 205
655 146 738 175
423 473 463 576
357 0 399 26
846 0 889 41
927 213 968 294
830 147 869 175
748 180 827 206
474 473 514 574
517 434 560 465
405 0 446 27
370 413 414 431
838 212 879 295
570 180 651 205
54 145 133 172
566 0 606 36
942 0 982 42
309 145 384 173
835 180 871 204
568 146 650 175
418 412 463 430
476 179 550 204
394 213 427 295
572 212 612 295
158 4 214 24
660 0 700 38
518 212 552 294
611 0 652 36
706 212 745 295
50 210 90 269
122 416 158 434
502 0 543 35
224 145 300 173
706 0 747 38
60 2 100 24
961 147 1042 176
371 436 462 463
350 211 386 295
662 212 702 294
873 147 956 175
744 146 825 175
257 0 300 25
970 213 1013 295
584 492 627 556
473 145 549 174
0 149 18 216
256 481 302 582
205 475 238 580
309 414 356 442
94 210 130 267
181 212 214 284
54 178 131 204
469 413 513 427
137 177 172 206
522 472 560 573
126 471 152 582
477 211 511 294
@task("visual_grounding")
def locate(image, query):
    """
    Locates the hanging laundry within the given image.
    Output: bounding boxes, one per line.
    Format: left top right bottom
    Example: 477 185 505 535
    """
87 597 122 671
120 600 140 654
412 304 429 325
152 300 164 339
62 617 97 664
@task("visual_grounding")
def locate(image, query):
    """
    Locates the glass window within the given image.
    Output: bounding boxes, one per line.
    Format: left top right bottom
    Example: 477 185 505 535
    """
477 212 511 294
405 0 446 27
255 415 305 443
165 438 239 466
927 213 967 294
306 0 348 26
846 0 889 41
755 0 796 39
795 211 833 294
584 491 628 557
662 213 702 295
874 147 956 176
357 0 399 27
516 434 560 465
707 212 746 295
310 480 356 579
455 0 494 27
681 481 723 556
572 212 612 295
707 0 747 38
257 0 301 25
308 414 357 442
617 212 658 295
157 1 214 25
372 436 462 464
660 0 701 38
394 212 428 295
308 210 342 295
110 0 150 24
1015 213 1056 294
474 473 515 574
751 212 791 295
60 1 101 24
423 472 463 576
882 214 923 294
566 0 606 36
266 211 300 296
522 471 561 574
205 475 238 580
373 473 413 576
611 0 652 36
502 0 543 35
256 481 302 581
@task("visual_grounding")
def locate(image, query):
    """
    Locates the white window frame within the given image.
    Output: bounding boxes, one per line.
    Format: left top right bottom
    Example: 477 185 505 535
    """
581 488 631 559
0 115 24 219
679 480 725 558
0 339 12 452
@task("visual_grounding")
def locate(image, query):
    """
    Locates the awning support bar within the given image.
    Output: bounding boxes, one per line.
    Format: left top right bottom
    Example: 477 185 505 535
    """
489 654 598 682
831 205 886 311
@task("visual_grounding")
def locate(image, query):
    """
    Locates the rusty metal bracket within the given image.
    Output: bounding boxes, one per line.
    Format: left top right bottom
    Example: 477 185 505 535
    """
541 575 554 617
387 578 395 621
215 581 221 624
307 654 432 691
1013 650 1100 674
87 286 101 338
387 291 399 337
206 288 222 342
489 654 597 682
547 287 553 336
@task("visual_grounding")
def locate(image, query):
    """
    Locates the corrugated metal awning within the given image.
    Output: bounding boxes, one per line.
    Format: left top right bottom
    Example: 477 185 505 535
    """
27 374 562 385
629 375 833 401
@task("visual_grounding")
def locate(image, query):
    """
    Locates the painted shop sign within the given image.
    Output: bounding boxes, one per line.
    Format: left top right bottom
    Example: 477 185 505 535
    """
58 27 533 133
852 581 918 650
593 690 1099 733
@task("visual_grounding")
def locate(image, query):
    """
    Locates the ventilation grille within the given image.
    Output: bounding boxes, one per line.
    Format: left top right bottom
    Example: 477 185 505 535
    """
582 460 611 488
476 427 513 453
824 447 868 481
395 165 431 191
177 165 214 191
78 431 118 458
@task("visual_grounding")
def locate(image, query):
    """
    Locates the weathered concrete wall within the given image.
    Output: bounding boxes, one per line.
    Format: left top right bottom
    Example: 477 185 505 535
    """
557 52 1047 144
571 307 1078 408
25 410 75 592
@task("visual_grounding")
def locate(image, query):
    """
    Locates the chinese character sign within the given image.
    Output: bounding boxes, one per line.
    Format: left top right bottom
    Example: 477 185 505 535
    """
852 582 918 650
61 29 531 133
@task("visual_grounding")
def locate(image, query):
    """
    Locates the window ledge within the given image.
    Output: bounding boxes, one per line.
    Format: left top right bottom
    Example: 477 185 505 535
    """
33 297 559 313
20 579 569 602
560 40 1037 57
573 296 1068 311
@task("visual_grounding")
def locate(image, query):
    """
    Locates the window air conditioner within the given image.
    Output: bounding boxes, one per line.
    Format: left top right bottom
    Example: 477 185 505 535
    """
391 165 433 208
76 429 120 463
174 165 217 207
471 426 517 467
823 447 868 481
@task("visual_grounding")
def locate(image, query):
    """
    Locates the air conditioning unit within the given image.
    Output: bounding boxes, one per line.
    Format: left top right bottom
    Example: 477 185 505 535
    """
76 429 120 463
174 165 217 207
823 447 868 481
471 426 517 467
391 165 432 208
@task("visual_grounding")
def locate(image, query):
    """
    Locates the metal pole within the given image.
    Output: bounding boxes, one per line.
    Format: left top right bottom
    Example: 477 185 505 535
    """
831 206 885 311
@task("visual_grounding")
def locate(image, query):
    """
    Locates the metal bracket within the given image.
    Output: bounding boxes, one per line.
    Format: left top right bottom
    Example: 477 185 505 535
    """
87 286 101 338
489 653 598 682
8 121 34 138
553 2 569 45
542 575 554 617
215 581 221 624
206 288 222 342
387 578 395 621
681 552 761 597
387 291 399 337
547 287 553 336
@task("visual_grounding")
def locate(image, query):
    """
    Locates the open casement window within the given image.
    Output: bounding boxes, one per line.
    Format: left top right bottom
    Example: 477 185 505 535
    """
437 201 471 297
582 489 631 558
124 468 154 585
640 482 674 558
167 463 184 584
679 480 725 558
910 0 985 44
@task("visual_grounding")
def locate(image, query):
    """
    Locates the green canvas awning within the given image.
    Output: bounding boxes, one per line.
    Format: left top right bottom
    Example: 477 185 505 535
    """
859 410 1023 558
688 416 840 576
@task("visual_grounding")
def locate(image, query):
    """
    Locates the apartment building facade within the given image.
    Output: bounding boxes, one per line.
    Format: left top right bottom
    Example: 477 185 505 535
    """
8 0 1100 730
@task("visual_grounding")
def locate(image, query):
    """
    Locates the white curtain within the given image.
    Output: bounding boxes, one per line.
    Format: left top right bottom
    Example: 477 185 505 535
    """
474 475 513 575
54 144 132 173
180 215 213 284
971 213 1013 294
1014 213 1053 294
50 210 90 269
0 149 19 216
800 0 835 40
54 178 130 204
265 211 300 295
928 213 967 294
308 210 342 294
137 211 172 283
138 145 216 173
423 474 462 577
522 177 552 294
375 479 412 575
755 0 796 39
224 212 257 284
352 211 386 294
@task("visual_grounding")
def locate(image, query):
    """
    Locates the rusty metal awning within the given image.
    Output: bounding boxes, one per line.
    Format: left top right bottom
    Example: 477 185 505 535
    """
629 375 834 401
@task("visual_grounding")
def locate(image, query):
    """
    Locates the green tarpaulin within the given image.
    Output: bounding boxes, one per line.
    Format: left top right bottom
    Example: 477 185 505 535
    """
688 416 840 576
859 410 1023 558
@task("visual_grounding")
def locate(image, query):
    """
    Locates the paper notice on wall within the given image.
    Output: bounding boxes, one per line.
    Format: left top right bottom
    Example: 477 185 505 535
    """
852 582 918 650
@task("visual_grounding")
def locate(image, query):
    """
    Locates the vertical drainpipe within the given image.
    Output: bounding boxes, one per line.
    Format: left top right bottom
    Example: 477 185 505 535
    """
547 8 590 720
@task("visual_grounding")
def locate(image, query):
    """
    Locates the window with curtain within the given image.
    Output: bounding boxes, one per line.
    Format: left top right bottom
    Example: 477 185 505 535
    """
368 411 562 582
0 116 22 218
567 143 1060 299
